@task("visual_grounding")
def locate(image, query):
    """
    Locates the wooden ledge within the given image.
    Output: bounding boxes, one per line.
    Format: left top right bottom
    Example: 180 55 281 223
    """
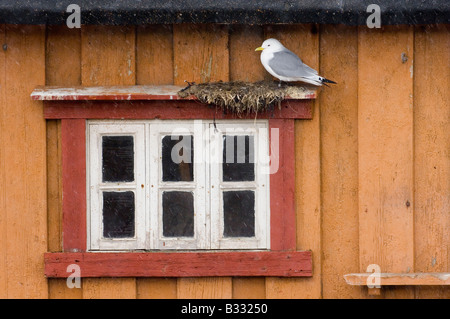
31 85 315 120
344 272 450 286
45 251 312 278
30 85 317 101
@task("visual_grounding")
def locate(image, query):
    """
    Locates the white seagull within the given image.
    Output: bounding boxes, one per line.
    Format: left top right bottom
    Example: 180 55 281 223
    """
255 38 336 87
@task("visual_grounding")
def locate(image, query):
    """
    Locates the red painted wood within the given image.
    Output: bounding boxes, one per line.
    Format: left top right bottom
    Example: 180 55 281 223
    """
61 119 87 252
270 119 296 250
44 251 312 278
43 100 312 120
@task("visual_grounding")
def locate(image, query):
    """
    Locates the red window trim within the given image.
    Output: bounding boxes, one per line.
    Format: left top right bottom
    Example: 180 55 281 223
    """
37 87 314 278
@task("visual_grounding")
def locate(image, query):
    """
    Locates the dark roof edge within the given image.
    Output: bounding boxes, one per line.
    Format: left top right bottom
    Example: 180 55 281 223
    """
0 1 448 26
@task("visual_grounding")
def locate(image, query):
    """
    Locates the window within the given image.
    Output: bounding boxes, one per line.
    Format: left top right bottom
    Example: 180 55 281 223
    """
35 85 313 278
88 120 270 251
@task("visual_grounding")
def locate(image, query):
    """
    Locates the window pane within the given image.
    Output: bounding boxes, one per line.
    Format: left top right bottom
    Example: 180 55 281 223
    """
103 191 135 238
162 191 194 237
102 136 134 182
223 190 255 237
222 135 255 182
162 135 194 182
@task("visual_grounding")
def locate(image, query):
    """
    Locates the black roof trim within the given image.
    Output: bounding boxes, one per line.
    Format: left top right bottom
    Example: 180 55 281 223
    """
0 1 448 26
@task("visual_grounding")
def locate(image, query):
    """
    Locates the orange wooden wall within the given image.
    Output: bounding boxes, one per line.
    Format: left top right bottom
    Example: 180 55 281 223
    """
0 23 448 298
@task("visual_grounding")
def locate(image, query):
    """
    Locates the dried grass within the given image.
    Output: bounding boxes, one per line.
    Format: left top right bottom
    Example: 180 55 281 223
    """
177 81 309 116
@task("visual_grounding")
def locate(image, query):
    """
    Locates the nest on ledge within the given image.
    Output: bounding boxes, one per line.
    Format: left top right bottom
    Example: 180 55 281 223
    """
177 81 310 116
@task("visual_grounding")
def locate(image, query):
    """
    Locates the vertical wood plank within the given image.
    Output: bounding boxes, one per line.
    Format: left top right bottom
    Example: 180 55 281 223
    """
81 25 135 86
83 278 136 299
264 24 322 298
0 24 6 298
358 26 415 299
46 120 62 253
269 119 296 250
136 25 174 85
81 25 137 299
173 24 229 85
135 24 177 297
177 278 232 299
174 23 232 299
320 25 361 298
61 119 86 252
46 26 81 86
3 25 47 298
137 278 177 299
413 24 450 299
232 278 266 299
229 25 265 82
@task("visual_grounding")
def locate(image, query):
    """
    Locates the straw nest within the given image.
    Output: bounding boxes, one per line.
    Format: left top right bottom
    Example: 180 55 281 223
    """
177 81 309 116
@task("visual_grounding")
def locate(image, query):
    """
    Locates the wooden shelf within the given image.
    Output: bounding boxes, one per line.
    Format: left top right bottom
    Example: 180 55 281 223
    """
344 272 450 286
30 85 317 101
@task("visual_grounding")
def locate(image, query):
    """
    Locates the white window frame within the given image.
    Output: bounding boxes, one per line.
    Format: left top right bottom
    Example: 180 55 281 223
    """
87 120 270 251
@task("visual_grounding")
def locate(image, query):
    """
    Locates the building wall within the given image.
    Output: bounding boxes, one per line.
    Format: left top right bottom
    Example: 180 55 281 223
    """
0 23 448 298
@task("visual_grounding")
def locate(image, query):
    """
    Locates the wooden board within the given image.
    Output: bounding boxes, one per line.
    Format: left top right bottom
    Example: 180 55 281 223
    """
45 251 312 277
136 25 174 85
319 25 361 298
2 25 47 298
31 85 317 101
229 25 265 82
358 26 415 299
413 24 450 299
81 25 135 86
0 24 6 298
344 273 450 286
173 24 229 85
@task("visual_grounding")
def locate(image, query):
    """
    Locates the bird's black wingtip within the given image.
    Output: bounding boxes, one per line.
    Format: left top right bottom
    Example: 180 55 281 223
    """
322 78 337 84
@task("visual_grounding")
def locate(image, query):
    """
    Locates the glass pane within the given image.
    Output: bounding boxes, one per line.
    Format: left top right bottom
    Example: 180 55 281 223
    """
102 136 134 182
162 135 194 182
222 135 255 182
102 191 135 238
162 191 194 237
223 190 255 237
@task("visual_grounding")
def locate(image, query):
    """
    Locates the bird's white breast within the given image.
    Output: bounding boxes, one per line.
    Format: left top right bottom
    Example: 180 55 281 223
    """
260 50 279 78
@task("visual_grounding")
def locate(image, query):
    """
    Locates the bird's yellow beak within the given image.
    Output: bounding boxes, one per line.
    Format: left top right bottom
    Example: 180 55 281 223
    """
255 47 264 51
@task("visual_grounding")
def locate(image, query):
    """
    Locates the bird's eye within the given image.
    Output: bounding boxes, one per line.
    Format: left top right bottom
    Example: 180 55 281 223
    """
268 44 270 46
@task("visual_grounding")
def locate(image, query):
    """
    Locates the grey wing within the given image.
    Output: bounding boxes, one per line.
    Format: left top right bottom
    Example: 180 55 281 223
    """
268 50 318 78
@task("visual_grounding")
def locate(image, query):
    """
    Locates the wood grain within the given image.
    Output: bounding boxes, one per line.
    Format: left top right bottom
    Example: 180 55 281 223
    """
136 25 174 85
0 24 6 298
3 25 47 298
229 25 265 82
358 26 415 299
413 24 450 299
81 25 135 86
173 24 229 85
45 251 312 277
319 24 361 298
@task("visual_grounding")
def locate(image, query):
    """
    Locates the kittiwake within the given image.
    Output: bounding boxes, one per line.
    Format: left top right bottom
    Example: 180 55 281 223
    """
255 38 336 86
